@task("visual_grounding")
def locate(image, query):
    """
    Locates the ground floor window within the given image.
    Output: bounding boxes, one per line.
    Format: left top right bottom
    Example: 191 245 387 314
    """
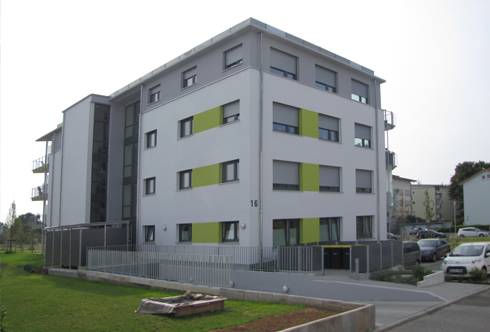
179 224 192 242
320 218 340 241
273 219 300 247
222 221 239 242
144 225 155 243
356 216 373 239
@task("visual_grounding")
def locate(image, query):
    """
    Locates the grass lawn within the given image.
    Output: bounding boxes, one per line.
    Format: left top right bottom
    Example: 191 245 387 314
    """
0 253 307 332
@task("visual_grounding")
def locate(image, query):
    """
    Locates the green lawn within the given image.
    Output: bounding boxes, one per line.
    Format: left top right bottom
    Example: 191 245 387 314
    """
0 253 306 332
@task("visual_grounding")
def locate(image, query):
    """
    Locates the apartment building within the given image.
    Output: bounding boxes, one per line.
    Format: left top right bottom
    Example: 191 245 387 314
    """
411 184 454 222
460 169 490 226
31 18 393 247
391 175 415 220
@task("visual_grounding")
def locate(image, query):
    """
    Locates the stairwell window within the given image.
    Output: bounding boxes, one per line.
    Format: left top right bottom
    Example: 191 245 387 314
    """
273 103 299 135
270 48 297 80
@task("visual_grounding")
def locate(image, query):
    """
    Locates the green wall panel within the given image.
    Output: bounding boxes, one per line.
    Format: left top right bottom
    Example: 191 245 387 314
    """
193 222 221 243
300 218 320 243
300 163 319 192
194 106 222 134
299 109 318 138
193 163 220 188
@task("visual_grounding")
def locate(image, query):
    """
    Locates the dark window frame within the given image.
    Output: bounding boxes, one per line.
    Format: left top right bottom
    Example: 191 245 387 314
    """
148 85 160 104
273 219 300 246
145 177 156 195
179 170 192 190
146 130 157 148
222 221 239 242
144 225 155 243
270 67 297 80
319 127 339 142
180 117 193 138
182 67 197 88
222 160 239 183
224 44 243 69
179 224 192 242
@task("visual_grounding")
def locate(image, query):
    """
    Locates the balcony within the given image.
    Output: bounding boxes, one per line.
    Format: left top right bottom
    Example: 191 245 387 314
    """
31 184 48 201
384 110 396 131
386 150 397 170
33 156 48 173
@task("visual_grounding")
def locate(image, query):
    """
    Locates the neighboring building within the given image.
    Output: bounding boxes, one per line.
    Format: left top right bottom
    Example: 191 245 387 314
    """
460 169 490 226
411 184 454 222
31 18 393 247
391 175 415 220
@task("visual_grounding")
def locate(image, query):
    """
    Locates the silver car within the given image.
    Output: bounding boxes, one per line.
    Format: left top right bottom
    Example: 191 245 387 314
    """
458 227 489 238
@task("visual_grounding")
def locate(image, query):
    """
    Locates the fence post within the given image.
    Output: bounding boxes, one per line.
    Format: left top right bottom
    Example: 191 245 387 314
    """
366 245 370 279
355 258 359 280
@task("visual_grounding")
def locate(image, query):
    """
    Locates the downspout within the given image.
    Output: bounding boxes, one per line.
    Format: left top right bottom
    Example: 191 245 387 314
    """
135 85 144 245
258 32 264 251
58 113 66 227
373 79 381 242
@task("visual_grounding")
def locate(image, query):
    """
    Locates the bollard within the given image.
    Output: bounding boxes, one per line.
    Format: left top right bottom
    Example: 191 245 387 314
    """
355 258 359 280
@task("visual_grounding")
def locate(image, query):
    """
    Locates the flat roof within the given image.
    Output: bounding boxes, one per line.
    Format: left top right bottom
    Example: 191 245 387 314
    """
109 18 385 101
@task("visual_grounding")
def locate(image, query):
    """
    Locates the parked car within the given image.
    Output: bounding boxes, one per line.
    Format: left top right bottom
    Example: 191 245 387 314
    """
387 232 399 240
458 227 489 238
416 230 447 239
418 239 451 262
409 226 425 235
403 241 421 267
443 242 490 277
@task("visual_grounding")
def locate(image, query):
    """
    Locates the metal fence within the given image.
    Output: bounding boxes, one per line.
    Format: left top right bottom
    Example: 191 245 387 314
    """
87 249 233 287
86 245 316 274
350 241 403 273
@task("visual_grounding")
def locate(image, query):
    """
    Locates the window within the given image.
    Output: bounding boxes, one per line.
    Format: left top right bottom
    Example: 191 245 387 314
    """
315 65 336 92
320 166 340 192
356 169 372 193
180 117 193 138
179 224 192 242
182 67 197 88
149 85 160 104
273 103 299 134
270 48 297 80
222 221 239 242
179 170 192 190
273 160 299 190
222 160 239 183
355 123 371 148
320 218 340 241
223 100 240 123
351 80 368 104
144 226 155 242
273 219 300 246
145 177 156 195
146 130 157 148
318 114 339 142
224 44 243 69
357 216 373 239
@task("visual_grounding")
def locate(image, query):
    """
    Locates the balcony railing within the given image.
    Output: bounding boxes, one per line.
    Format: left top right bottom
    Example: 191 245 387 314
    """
384 110 396 130
386 150 397 170
31 184 48 201
33 156 48 173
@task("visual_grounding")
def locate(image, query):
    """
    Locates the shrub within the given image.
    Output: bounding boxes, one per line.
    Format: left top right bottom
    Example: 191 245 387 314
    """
468 268 487 284
411 265 433 284
370 269 394 282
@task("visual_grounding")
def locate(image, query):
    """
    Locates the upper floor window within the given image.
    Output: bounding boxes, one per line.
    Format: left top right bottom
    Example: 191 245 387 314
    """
356 169 373 193
270 48 297 80
355 123 371 148
273 160 299 191
182 67 197 88
318 114 339 142
273 103 299 134
223 100 240 123
320 166 340 192
149 85 160 104
224 44 243 69
351 80 368 104
222 160 239 183
179 170 192 190
180 117 193 138
315 66 336 93
146 130 157 148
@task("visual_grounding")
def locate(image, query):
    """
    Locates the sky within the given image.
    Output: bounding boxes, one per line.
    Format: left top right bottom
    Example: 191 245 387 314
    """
1 0 490 220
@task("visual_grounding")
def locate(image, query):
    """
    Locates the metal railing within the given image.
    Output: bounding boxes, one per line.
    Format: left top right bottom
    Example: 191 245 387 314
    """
86 245 315 274
31 184 48 201
383 109 396 130
385 150 397 170
87 249 233 287
33 156 48 173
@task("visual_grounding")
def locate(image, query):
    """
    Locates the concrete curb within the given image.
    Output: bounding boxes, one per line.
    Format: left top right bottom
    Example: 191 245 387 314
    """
375 286 490 331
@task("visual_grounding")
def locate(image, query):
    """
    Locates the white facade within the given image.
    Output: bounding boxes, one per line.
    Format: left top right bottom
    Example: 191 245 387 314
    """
32 18 391 247
462 169 490 226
